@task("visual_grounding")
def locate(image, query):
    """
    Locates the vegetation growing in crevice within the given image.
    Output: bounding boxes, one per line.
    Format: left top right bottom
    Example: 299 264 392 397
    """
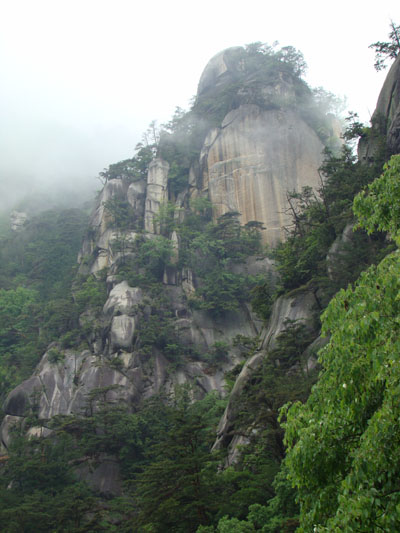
99 144 154 184
271 136 392 299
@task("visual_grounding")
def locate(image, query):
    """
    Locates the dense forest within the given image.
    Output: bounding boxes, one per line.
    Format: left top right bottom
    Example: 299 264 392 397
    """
0 27 400 532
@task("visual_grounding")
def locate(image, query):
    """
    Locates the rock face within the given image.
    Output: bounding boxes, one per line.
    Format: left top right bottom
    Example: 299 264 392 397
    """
201 104 324 245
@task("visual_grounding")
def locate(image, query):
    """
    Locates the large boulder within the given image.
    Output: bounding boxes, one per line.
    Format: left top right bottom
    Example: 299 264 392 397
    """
103 281 143 317
3 376 42 416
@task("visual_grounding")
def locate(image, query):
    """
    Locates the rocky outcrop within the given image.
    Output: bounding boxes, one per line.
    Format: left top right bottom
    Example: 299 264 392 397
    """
213 290 318 464
10 210 28 231
144 158 169 234
359 55 400 160
1 267 270 447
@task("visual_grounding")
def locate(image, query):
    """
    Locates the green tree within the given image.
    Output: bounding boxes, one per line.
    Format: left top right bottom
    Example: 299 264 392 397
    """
0 287 40 397
282 155 400 531
0 429 101 532
185 212 264 315
369 20 400 71
130 389 227 532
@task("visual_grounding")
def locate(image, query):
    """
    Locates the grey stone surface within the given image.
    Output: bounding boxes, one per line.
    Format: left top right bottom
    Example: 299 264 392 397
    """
110 315 136 351
372 55 400 132
326 223 355 279
127 179 146 216
388 105 400 155
203 105 324 246
197 47 244 96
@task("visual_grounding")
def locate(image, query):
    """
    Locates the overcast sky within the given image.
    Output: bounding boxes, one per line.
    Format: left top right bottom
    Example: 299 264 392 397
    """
0 0 398 211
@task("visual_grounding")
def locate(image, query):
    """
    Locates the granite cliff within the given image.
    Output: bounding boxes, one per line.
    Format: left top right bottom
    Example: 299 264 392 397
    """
0 45 349 490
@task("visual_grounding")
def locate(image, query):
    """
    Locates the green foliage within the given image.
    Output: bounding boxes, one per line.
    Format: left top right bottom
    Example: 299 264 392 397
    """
273 184 335 291
47 347 65 365
118 235 173 288
230 320 316 495
193 42 310 124
136 292 186 362
160 41 328 197
0 208 87 299
41 298 79 340
193 322 316 531
191 268 248 315
199 470 300 532
2 37 396 533
250 274 275 320
282 155 400 531
74 274 107 313
0 287 40 397
311 87 347 117
158 107 211 196
103 196 139 230
354 155 400 244
0 287 38 351
0 207 87 398
369 20 400 71
342 111 369 142
200 341 231 367
132 389 227 532
152 201 177 235
39 389 229 533
184 212 264 315
0 429 102 532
